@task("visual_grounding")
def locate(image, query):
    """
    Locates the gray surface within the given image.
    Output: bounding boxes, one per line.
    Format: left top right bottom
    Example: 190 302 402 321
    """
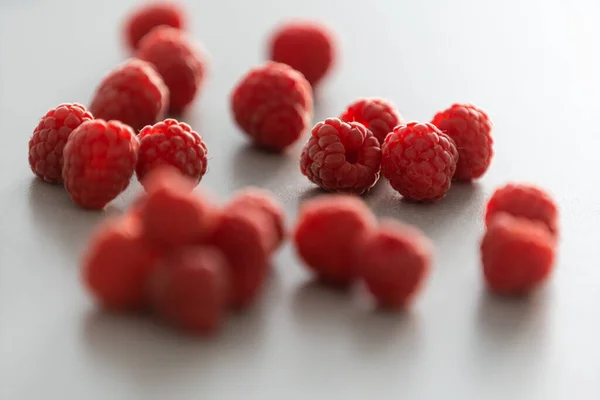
1 0 600 399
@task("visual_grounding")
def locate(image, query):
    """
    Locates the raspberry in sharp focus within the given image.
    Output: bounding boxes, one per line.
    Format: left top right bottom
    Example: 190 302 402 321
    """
340 98 404 145
89 59 169 132
136 26 207 114
63 119 139 210
381 122 459 202
431 103 493 181
135 119 208 185
28 103 94 183
123 1 186 51
300 118 382 194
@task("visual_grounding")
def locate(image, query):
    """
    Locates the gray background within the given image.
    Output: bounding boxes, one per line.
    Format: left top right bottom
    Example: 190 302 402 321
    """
1 0 600 399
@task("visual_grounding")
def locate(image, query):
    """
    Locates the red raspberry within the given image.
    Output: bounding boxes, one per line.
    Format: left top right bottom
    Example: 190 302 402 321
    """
292 195 376 286
138 164 195 194
481 213 555 295
431 103 493 180
300 118 382 194
135 119 208 185
231 61 313 151
359 220 432 309
123 2 185 51
136 26 206 114
268 21 335 86
89 59 169 132
381 122 458 202
485 183 559 237
63 120 139 210
28 103 94 183
340 98 404 144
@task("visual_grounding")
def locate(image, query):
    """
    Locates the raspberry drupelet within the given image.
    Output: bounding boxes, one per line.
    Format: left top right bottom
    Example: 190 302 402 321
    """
340 98 404 145
123 1 186 51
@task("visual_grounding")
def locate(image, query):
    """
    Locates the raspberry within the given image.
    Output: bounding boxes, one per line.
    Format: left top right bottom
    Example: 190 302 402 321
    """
359 220 432 309
28 103 94 183
431 103 493 180
138 164 196 194
268 21 335 86
231 61 313 151
292 195 376 286
481 213 555 295
136 26 206 114
340 98 404 144
485 183 559 237
89 59 169 132
135 119 208 185
381 122 458 202
123 2 185 50
299 118 382 194
63 119 139 210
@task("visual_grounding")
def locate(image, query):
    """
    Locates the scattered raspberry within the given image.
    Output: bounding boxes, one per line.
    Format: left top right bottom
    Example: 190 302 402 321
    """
231 61 313 151
268 21 335 86
123 2 185 50
293 195 376 286
136 26 206 114
138 164 196 194
481 213 555 295
300 118 382 194
381 122 458 202
63 120 139 210
89 59 168 132
136 119 208 185
28 103 94 183
431 103 493 180
340 98 404 144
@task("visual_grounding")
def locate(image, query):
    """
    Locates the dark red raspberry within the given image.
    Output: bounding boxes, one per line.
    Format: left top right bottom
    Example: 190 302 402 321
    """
481 213 555 295
292 195 376 286
300 118 382 194
359 220 432 309
89 59 168 132
63 120 139 210
136 26 206 114
268 21 335 86
231 61 313 151
431 103 493 181
28 103 94 183
381 122 458 202
340 98 404 144
136 119 208 185
123 1 185 51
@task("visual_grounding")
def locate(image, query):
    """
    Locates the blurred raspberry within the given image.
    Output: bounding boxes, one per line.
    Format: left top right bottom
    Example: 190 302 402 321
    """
123 1 186 50
340 98 403 144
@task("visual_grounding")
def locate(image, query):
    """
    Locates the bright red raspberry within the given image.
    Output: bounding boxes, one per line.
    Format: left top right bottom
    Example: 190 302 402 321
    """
485 183 559 237
340 98 404 144
359 220 432 309
431 103 493 181
481 213 555 295
300 118 382 194
381 122 458 202
135 119 208 185
123 2 186 51
136 26 206 114
231 61 313 151
268 21 335 86
28 103 94 183
89 59 168 132
293 195 376 286
63 120 139 210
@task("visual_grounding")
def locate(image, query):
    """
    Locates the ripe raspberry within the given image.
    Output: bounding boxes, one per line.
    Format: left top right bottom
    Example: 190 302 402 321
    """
381 122 458 202
485 183 559 237
123 2 185 51
138 164 196 194
431 103 493 180
481 213 555 295
359 220 432 309
300 118 382 194
89 59 168 132
340 98 404 144
136 26 206 114
28 103 94 183
136 119 208 185
268 21 335 86
231 61 313 151
63 119 139 210
292 195 376 286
